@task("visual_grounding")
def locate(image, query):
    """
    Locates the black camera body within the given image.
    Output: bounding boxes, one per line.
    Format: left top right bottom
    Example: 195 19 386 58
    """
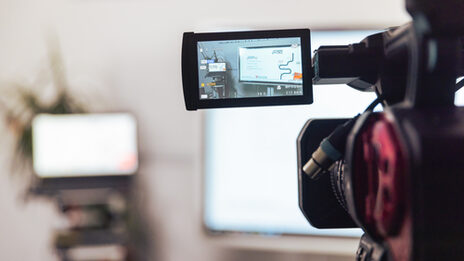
297 106 464 261
297 118 356 229
297 17 464 258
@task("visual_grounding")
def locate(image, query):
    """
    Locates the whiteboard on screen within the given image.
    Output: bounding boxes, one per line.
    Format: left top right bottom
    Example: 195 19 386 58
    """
239 45 302 84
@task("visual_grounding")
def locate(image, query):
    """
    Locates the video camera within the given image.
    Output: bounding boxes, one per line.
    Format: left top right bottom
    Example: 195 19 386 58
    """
181 0 464 260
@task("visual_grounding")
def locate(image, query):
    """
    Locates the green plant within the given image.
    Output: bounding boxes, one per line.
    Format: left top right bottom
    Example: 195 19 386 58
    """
0 38 86 174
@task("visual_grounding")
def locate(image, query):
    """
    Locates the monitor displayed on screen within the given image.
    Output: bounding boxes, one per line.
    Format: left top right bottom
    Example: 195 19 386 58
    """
32 113 138 178
203 30 381 237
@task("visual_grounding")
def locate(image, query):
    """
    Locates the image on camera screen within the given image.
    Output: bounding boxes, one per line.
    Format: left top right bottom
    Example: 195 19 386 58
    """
197 37 303 100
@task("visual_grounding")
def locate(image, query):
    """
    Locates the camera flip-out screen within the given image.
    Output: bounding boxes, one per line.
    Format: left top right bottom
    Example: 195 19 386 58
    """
182 29 312 110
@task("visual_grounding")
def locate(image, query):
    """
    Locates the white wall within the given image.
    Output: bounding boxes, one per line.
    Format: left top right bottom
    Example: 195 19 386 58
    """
0 0 410 260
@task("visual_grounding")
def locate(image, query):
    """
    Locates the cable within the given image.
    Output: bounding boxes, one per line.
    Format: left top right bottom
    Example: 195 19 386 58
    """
303 96 385 180
303 95 384 179
302 115 359 179
364 95 384 112
456 78 464 92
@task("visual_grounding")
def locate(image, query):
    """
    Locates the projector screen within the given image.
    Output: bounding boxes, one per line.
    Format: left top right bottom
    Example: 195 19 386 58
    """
32 113 138 178
203 30 382 237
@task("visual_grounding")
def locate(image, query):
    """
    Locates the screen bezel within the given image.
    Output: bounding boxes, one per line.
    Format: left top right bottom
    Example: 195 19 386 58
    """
182 29 312 110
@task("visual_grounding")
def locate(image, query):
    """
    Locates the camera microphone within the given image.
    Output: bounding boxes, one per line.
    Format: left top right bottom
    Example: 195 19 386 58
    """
302 115 359 179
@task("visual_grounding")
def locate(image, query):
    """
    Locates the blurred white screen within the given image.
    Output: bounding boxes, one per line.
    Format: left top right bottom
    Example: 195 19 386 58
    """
204 31 382 237
32 113 138 178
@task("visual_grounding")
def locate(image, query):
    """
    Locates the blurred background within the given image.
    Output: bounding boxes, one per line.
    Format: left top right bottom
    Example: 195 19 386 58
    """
0 0 410 260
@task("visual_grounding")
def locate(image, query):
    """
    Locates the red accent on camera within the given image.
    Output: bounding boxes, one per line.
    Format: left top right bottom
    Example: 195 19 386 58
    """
352 113 412 261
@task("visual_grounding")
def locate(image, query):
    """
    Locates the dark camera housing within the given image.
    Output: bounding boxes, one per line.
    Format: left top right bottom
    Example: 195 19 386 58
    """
297 118 358 229
182 29 313 110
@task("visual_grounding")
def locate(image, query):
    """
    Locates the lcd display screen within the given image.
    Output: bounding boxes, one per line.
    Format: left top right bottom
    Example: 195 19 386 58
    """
197 37 303 100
